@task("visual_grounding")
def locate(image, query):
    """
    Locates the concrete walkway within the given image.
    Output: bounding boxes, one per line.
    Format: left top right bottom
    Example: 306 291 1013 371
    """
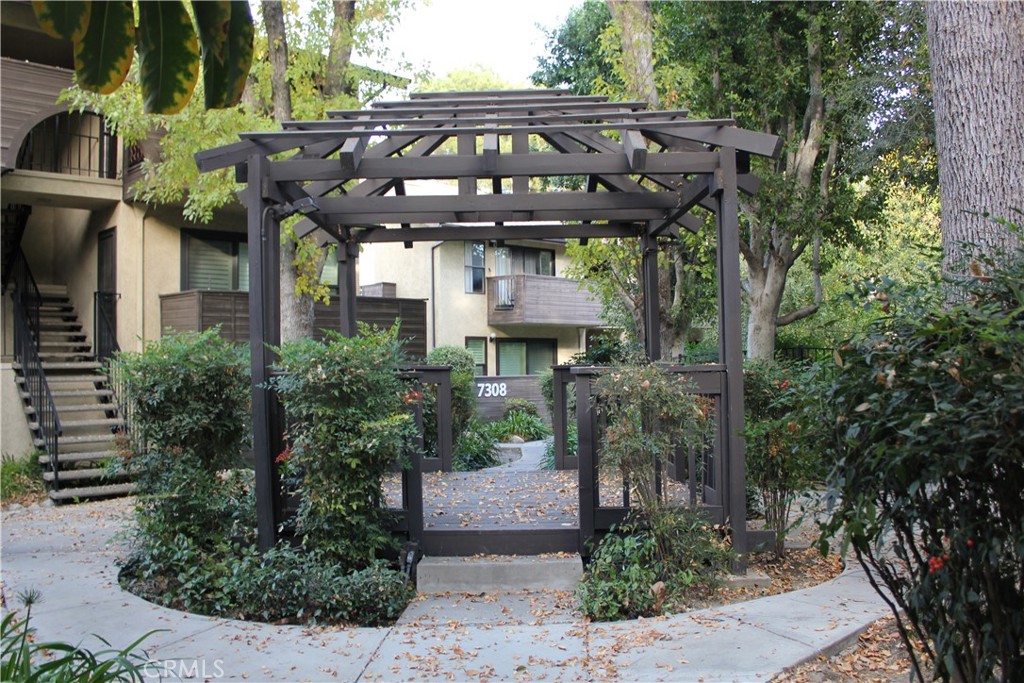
0 499 891 683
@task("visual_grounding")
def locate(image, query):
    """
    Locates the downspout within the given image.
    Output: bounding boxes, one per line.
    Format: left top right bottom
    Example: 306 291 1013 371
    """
138 204 148 347
430 241 443 350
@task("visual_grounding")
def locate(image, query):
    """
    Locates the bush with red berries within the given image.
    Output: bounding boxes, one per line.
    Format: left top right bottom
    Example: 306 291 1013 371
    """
819 221 1024 682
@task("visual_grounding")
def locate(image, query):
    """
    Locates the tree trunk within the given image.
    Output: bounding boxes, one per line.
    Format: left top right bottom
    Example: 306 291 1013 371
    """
279 237 316 341
606 0 659 107
326 1 357 99
262 2 311 340
926 1 1024 273
262 1 292 122
742 8 826 361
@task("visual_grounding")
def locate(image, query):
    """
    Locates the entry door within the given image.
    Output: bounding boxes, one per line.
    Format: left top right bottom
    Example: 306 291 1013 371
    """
96 229 117 360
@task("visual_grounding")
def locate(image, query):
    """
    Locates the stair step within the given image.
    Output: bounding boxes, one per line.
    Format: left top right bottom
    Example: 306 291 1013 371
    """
43 467 127 483
19 374 106 384
48 482 136 502
33 433 115 448
37 322 83 331
39 353 92 361
29 389 112 398
57 403 119 413
60 417 123 429
39 450 116 465
416 555 584 593
42 362 102 371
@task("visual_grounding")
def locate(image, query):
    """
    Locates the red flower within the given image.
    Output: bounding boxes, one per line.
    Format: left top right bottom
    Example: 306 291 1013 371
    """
928 556 945 574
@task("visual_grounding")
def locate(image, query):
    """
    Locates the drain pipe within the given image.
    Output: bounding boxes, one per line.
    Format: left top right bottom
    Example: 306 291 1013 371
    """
429 241 443 350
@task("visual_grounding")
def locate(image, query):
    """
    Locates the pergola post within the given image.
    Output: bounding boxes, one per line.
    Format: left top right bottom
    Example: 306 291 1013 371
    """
641 228 661 361
246 154 285 552
715 147 748 557
338 239 358 337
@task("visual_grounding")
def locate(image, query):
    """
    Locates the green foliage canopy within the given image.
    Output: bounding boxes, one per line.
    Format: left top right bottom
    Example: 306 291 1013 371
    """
35 0 254 115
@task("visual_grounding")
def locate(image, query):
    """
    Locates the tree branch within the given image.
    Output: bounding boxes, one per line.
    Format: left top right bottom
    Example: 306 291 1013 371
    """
776 304 820 327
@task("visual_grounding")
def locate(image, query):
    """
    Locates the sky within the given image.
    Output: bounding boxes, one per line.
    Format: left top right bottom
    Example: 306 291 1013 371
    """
381 0 582 88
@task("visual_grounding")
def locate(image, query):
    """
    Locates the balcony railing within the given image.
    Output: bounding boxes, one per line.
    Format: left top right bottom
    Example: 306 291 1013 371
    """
15 112 118 179
487 275 603 327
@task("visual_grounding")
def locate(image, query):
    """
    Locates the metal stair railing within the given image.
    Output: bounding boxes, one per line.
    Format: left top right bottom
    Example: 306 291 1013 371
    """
94 291 120 362
10 260 62 488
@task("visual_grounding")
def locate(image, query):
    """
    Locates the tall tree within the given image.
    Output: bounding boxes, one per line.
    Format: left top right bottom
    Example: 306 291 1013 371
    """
605 0 658 107
262 1 292 122
926 1 1024 271
537 1 927 360
326 0 358 98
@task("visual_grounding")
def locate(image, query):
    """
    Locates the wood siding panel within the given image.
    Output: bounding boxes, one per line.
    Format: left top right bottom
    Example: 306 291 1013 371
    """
162 290 426 357
1 58 74 165
487 275 603 327
474 375 550 424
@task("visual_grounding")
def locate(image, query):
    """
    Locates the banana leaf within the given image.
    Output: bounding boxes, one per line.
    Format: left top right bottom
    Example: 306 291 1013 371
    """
73 1 134 95
137 0 200 114
31 0 90 42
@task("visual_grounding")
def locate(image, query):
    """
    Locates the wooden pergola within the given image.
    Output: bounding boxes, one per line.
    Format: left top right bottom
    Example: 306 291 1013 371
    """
195 89 781 556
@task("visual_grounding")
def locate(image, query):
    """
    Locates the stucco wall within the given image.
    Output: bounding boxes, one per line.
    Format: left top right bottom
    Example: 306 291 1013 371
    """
1 363 33 457
357 237 586 375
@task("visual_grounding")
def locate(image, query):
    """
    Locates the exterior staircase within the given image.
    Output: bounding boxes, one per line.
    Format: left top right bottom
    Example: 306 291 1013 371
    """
14 284 135 502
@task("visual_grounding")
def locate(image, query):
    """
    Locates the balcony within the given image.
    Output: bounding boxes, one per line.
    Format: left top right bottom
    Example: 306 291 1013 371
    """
487 275 603 327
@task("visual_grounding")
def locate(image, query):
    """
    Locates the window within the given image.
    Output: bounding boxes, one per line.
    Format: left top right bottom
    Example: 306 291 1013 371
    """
494 245 555 277
465 241 485 293
182 232 248 291
496 339 556 376
465 338 487 376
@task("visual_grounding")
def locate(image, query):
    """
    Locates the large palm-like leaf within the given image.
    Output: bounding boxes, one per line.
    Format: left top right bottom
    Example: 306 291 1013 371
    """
73 1 134 94
31 0 90 42
195 0 255 109
137 1 200 114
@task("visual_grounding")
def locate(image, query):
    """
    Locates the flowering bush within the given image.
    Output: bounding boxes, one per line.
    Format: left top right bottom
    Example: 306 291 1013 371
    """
594 363 710 508
819 225 1024 683
270 325 415 568
743 359 823 557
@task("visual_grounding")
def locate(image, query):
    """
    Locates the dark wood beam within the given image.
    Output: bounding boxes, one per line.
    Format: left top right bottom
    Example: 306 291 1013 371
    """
644 126 782 160
267 151 722 183
315 191 680 224
353 222 642 244
338 116 370 173
651 175 713 235
311 108 694 128
237 118 742 143
621 129 648 171
542 129 703 234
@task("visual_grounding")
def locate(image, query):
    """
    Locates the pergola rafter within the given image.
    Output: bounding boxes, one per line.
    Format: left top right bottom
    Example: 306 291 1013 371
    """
195 89 781 558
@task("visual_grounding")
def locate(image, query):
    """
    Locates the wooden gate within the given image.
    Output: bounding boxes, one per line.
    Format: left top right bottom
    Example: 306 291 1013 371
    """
390 364 733 557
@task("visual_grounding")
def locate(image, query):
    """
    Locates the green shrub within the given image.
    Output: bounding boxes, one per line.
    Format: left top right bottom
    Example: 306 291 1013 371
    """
594 363 710 507
490 411 551 442
110 329 250 550
452 418 499 471
120 541 413 626
818 227 1024 683
577 528 660 620
502 397 540 420
270 325 415 569
1 451 44 504
742 359 822 557
542 422 577 470
424 346 478 458
577 507 733 621
2 589 157 682
337 561 417 626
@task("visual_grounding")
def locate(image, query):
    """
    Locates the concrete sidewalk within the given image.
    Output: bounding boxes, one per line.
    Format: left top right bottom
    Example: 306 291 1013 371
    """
0 499 890 683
